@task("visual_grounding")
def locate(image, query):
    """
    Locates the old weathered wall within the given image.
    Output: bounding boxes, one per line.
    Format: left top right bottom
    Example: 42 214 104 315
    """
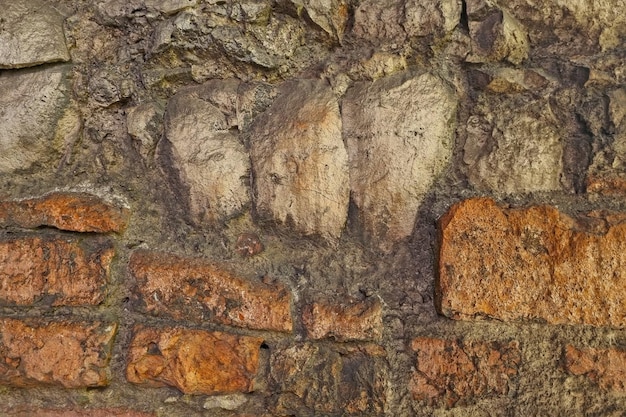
0 0 625 415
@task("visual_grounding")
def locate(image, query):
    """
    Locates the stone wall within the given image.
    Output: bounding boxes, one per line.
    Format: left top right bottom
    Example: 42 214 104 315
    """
0 0 625 415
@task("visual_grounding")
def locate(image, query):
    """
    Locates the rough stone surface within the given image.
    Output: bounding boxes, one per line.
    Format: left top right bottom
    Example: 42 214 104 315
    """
129 250 293 332
0 319 116 388
5 409 154 417
404 0 462 37
0 0 70 68
302 297 382 341
126 101 165 163
0 192 129 233
438 198 626 327
203 393 248 410
0 66 70 174
343 70 457 247
163 80 251 224
565 345 626 392
410 337 521 407
464 94 564 194
270 343 386 415
250 79 349 239
291 0 349 41
0 235 113 306
126 326 263 395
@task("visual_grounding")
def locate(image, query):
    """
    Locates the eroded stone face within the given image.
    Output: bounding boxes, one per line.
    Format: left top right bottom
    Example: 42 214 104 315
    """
0 66 71 173
343 71 457 248
565 345 626 393
438 198 626 327
126 326 263 395
0 0 70 69
250 79 349 240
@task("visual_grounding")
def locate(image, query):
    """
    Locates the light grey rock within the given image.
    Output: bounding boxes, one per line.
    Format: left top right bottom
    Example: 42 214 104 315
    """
404 0 462 37
144 0 198 15
0 66 70 173
250 80 349 240
127 101 165 162
203 393 248 410
465 95 564 194
164 80 251 223
230 0 272 24
0 0 70 68
342 71 457 248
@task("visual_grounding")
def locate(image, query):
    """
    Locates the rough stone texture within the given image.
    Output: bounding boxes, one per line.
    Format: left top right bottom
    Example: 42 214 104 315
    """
0 192 129 233
6 409 154 417
0 319 116 388
203 393 248 411
466 1 529 65
0 66 70 174
0 235 113 306
464 94 564 194
404 0 462 37
565 345 626 392
438 198 626 327
410 337 521 407
302 297 383 341
144 0 197 15
343 70 457 247
291 0 349 41
126 326 263 395
126 101 165 163
129 250 293 332
163 80 251 224
0 0 70 68
234 232 264 257
250 80 349 239
270 343 386 415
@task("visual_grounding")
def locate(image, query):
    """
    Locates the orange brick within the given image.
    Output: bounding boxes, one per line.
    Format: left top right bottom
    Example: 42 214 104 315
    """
126 326 263 395
410 337 520 407
565 345 626 392
0 235 113 306
438 197 626 327
129 250 293 332
0 192 129 233
0 319 117 388
302 297 382 341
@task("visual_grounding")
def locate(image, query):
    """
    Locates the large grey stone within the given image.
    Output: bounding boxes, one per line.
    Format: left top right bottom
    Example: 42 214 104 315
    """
0 66 70 173
342 71 457 248
164 80 251 224
250 80 349 240
0 0 70 68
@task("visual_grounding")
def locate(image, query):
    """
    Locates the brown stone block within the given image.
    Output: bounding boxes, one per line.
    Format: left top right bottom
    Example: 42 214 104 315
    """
302 297 382 341
565 345 626 392
410 337 520 407
0 319 117 388
129 250 292 332
0 235 113 306
438 197 626 327
6 409 154 417
126 326 263 395
0 192 129 233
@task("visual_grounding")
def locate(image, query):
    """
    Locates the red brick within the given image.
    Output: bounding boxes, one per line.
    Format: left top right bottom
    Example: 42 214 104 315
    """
438 197 626 327
5 408 154 417
410 337 520 407
0 318 117 388
0 235 113 306
302 297 382 341
0 192 129 233
129 250 293 332
126 326 263 395
565 345 626 392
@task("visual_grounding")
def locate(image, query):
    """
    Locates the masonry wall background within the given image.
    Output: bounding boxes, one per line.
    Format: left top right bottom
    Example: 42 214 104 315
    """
0 0 625 415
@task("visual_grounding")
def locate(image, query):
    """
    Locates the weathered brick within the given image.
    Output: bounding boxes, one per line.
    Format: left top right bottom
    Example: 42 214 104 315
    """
438 197 626 327
0 192 129 233
302 297 382 341
5 409 154 417
0 235 113 306
129 250 292 332
0 319 116 388
565 345 626 392
126 326 263 395
410 337 520 407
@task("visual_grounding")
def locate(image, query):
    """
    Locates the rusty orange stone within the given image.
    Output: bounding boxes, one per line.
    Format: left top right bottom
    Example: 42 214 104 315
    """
565 345 626 392
0 192 129 233
302 297 382 341
126 326 263 395
410 337 520 407
129 250 293 332
0 319 117 388
438 197 626 327
0 235 113 306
